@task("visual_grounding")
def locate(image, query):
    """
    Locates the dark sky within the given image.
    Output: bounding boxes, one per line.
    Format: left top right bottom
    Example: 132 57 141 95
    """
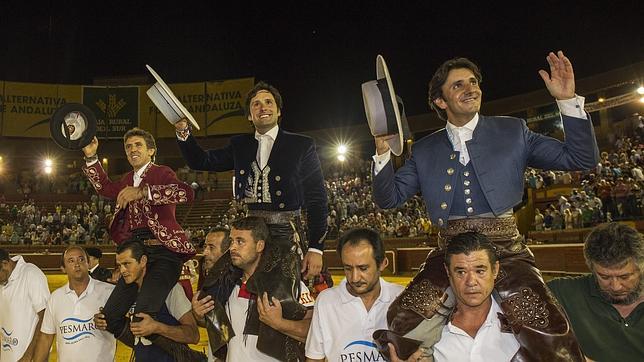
1 1 642 132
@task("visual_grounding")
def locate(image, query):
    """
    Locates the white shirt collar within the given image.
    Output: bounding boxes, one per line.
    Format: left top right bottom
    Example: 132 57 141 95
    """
254 125 279 141
339 278 392 305
134 162 151 179
89 264 98 273
445 113 479 134
64 276 94 296
6 255 25 284
446 296 500 334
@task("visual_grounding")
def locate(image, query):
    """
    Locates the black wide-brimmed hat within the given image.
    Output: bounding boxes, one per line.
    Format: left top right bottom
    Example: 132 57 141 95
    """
146 65 201 130
50 103 97 150
362 55 410 156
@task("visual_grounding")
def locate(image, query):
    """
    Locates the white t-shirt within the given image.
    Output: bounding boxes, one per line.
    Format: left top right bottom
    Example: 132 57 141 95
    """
224 281 314 362
434 298 520 362
305 278 403 361
0 256 50 361
40 278 116 362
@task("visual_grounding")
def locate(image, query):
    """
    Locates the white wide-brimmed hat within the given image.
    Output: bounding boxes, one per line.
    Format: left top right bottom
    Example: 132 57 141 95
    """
361 55 409 156
146 65 201 130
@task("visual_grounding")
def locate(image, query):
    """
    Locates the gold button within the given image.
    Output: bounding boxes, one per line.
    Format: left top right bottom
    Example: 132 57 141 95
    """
440 202 448 210
257 186 261 190
464 189 471 195
444 184 452 192
279 203 285 209
438 218 444 226
464 180 471 186
240 170 245 175
450 153 456 160
467 207 474 214
275 176 281 181
447 168 454 175
463 171 470 177
258 198 262 203
276 190 282 196
466 198 472 204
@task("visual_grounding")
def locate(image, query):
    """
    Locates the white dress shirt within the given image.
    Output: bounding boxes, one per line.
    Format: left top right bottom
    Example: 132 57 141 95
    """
433 298 520 362
446 114 479 165
132 161 151 187
255 125 279 169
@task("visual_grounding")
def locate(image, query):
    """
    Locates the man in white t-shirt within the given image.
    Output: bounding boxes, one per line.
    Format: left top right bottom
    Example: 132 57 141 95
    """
192 217 314 362
33 246 116 362
388 232 520 362
305 228 403 362
0 248 50 362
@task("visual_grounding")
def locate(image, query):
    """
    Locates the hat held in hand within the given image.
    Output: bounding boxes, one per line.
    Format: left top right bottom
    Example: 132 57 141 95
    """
362 55 410 156
50 103 97 150
146 65 201 130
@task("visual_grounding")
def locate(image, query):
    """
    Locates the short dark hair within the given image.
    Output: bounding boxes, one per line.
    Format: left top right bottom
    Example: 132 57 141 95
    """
61 246 89 267
445 232 498 268
86 247 103 259
336 228 385 266
428 57 483 121
116 241 146 262
123 127 157 161
208 227 231 253
231 217 270 244
0 248 9 262
244 81 283 121
584 222 644 270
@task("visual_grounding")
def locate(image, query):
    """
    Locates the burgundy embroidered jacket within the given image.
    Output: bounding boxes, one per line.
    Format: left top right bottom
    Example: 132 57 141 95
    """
83 162 196 256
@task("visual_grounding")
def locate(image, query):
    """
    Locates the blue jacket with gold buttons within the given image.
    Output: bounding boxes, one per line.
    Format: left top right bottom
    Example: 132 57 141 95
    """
373 114 600 227
177 128 328 250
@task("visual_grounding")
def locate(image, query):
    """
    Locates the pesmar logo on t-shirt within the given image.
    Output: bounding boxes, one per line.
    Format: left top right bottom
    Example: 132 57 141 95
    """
1 327 18 351
341 340 384 362
59 317 97 344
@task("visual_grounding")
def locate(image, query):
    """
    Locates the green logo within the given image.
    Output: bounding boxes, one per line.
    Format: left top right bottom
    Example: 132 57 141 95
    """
83 86 139 138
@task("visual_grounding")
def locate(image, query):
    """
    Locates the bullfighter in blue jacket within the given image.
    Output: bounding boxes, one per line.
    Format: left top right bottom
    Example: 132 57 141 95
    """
372 52 598 361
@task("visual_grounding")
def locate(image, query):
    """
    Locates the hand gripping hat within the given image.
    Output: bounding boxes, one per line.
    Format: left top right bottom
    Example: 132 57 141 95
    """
146 65 201 130
362 55 410 156
49 103 97 150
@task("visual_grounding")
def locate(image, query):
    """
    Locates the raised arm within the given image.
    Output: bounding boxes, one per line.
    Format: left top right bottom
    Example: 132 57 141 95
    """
82 137 127 199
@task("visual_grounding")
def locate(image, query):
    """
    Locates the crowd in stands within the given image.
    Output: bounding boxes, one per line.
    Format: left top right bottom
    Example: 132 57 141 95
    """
531 136 644 231
0 195 112 245
5 167 94 200
323 159 431 239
